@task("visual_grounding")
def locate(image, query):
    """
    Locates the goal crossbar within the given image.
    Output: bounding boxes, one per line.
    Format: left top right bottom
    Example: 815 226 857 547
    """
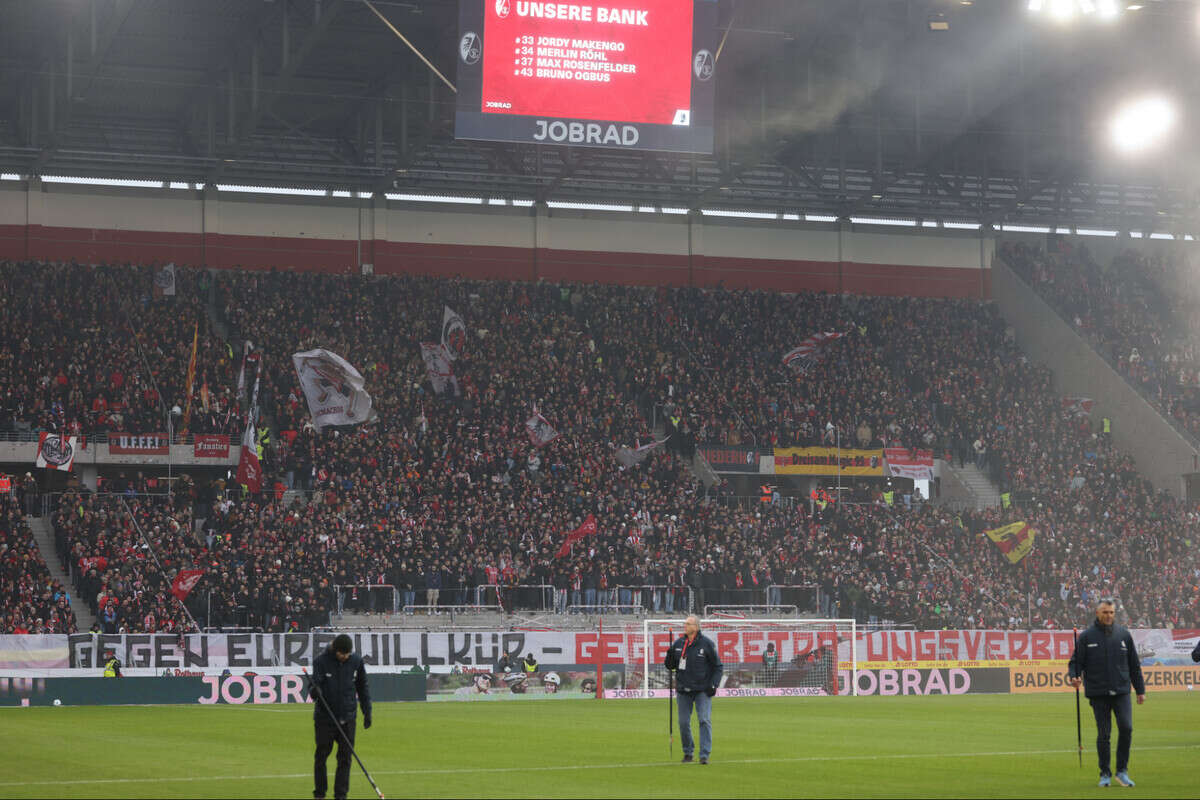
640 618 858 697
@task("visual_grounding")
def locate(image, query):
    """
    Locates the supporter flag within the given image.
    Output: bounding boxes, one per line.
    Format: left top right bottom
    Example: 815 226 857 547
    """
984 521 1037 564
526 407 560 448
783 331 846 372
35 433 78 471
1062 396 1095 417
615 438 668 469
884 448 934 481
292 349 377 431
153 263 176 297
236 341 253 402
420 342 456 395
236 360 263 492
556 514 598 558
181 321 198 434
441 306 467 361
236 416 262 492
170 569 205 603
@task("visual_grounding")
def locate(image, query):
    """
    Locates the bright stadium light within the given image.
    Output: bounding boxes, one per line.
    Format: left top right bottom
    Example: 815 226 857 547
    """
1109 95 1177 154
1030 0 1124 20
1049 0 1077 21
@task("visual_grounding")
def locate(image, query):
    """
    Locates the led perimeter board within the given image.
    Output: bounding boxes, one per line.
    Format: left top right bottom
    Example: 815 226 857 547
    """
455 0 717 153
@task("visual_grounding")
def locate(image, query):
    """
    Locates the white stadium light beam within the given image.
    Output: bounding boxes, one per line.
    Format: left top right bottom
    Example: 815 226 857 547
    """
1109 95 1177 155
1049 0 1077 21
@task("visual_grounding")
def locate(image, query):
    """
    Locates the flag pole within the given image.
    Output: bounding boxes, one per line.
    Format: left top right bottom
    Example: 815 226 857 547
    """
1080 623 1089 767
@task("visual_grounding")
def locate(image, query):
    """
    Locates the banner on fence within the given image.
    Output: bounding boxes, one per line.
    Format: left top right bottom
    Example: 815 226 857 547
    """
773 447 884 476
0 628 1192 672
193 435 230 459
108 433 169 456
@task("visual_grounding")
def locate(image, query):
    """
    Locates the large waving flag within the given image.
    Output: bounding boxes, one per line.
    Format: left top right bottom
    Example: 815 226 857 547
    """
152 263 176 297
556 515 598 559
615 438 668 469
526 407 560 448
181 321 199 434
420 342 456 395
236 359 263 492
292 349 376 430
783 331 846 372
170 569 205 602
985 521 1037 564
441 306 467 361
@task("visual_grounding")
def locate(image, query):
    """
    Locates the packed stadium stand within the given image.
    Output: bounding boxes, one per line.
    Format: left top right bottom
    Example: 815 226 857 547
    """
3 257 1197 634
0 260 242 438
1 491 77 634
1001 239 1200 443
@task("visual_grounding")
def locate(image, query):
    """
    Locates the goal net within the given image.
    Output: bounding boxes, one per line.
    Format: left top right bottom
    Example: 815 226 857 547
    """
628 618 858 697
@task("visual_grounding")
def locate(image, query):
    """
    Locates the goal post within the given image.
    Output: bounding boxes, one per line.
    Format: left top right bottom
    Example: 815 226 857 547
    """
636 618 858 697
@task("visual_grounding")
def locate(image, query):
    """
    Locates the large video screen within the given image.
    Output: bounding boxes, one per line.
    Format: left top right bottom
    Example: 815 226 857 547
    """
455 0 717 153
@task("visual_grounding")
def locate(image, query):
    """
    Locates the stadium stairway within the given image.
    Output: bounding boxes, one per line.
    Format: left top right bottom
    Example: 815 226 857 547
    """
687 450 719 490
942 462 1002 510
26 515 97 632
993 253 1199 497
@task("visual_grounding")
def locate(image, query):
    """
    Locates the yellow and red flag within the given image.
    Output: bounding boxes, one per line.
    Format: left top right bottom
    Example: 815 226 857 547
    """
984 521 1037 564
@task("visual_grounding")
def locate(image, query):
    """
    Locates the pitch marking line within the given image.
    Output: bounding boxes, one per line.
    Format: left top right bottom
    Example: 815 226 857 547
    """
1 744 1197 787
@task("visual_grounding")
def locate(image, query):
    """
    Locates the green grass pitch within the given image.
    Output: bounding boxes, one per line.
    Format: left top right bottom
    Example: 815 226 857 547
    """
5 693 1198 798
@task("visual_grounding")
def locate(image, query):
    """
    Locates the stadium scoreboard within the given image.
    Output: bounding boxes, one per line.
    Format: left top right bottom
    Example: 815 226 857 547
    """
456 0 717 153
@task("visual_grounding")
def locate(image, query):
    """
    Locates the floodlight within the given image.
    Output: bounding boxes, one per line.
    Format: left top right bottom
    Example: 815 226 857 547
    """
1109 95 1177 154
1049 0 1077 21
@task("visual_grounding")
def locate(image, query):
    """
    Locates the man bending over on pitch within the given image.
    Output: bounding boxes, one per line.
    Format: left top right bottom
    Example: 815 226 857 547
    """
664 615 723 764
1069 599 1145 788
310 634 372 800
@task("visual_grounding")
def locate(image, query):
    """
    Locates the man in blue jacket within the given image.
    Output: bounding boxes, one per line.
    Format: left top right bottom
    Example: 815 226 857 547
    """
663 615 723 764
310 634 372 800
1068 600 1145 788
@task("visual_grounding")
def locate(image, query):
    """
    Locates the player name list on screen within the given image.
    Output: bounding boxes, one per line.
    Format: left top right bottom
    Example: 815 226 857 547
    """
455 0 717 153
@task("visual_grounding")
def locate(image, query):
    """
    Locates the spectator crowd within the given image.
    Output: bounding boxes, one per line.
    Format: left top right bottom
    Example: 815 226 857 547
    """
0 256 1196 634
1001 239 1200 441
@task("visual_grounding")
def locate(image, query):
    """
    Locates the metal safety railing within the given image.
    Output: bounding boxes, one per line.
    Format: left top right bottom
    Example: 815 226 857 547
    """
334 584 399 615
704 604 800 617
612 584 694 615
765 584 820 616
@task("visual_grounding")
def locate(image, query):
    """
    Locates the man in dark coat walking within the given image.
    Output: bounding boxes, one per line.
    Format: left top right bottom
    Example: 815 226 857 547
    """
1068 600 1145 788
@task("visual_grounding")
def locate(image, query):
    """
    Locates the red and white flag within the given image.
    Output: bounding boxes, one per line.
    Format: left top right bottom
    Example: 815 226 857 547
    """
235 417 262 492
236 359 263 492
36 433 78 471
884 448 934 481
615 438 668 469
783 331 846 371
441 306 467 361
526 407 560 448
420 342 456 395
556 514 598 559
170 569 205 603
1062 396 1095 417
292 348 376 430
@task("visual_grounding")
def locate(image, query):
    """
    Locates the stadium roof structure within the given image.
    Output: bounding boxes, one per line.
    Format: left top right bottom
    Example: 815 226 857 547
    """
1 0 1199 233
